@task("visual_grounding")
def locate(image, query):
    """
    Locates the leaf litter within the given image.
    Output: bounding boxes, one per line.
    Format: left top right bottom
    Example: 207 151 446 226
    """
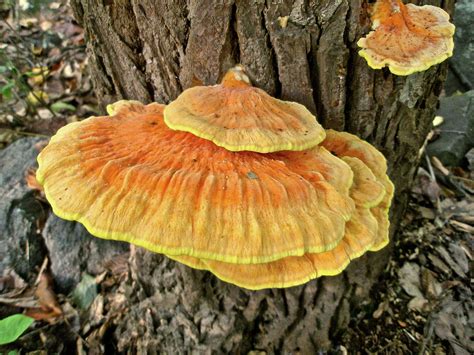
0 0 94 148
342 150 473 354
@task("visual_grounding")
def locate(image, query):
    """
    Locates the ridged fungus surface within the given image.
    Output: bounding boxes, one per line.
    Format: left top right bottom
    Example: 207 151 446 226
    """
37 103 355 265
164 66 326 153
358 0 455 75
171 149 387 289
321 130 394 251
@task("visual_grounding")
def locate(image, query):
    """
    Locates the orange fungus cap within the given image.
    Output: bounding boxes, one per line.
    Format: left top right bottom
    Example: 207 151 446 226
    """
170 147 386 290
321 130 394 251
36 103 355 264
357 0 455 75
163 66 326 153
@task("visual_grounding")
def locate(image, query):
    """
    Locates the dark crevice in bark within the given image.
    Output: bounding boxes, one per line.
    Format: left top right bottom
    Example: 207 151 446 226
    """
219 1 240 75
125 5 155 101
312 0 350 129
142 66 158 102
262 1 282 98
242 297 268 353
307 23 323 122
136 4 146 16
70 0 84 24
342 0 354 131
108 3 139 52
229 2 240 66
182 6 191 56
94 50 116 97
280 289 289 317
260 4 277 95
330 273 353 340
283 283 308 337
131 3 154 101
218 2 238 78
311 279 323 308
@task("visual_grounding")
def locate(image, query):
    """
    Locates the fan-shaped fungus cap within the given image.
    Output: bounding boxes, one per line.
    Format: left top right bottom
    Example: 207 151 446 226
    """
170 150 386 289
37 102 355 264
357 0 455 75
164 66 326 153
321 130 394 250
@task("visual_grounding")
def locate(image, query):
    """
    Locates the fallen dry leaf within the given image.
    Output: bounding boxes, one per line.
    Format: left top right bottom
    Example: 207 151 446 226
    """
407 296 429 313
398 263 423 298
414 173 441 205
435 246 467 279
25 168 44 193
450 220 474 234
420 268 442 300
26 272 63 321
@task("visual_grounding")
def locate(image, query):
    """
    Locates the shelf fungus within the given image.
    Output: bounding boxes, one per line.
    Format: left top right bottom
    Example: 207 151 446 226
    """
164 66 326 153
358 0 455 75
37 67 394 290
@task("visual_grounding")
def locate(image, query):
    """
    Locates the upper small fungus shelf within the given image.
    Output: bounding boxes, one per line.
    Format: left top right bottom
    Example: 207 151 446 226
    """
164 65 326 153
358 0 455 75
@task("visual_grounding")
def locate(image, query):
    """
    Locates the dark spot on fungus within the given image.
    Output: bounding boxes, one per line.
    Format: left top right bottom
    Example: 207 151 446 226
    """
247 171 258 180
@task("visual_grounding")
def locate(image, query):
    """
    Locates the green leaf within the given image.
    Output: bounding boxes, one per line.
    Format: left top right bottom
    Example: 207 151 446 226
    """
0 314 34 345
7 65 19 76
1 81 15 100
71 273 97 310
50 101 76 113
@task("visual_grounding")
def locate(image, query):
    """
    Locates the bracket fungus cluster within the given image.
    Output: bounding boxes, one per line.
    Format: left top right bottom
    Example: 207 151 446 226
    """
37 66 394 290
358 0 455 75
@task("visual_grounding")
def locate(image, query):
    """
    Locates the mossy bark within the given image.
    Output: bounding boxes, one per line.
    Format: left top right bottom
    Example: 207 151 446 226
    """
69 0 453 352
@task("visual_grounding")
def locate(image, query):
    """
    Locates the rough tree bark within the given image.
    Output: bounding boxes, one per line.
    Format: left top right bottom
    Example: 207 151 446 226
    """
68 0 453 352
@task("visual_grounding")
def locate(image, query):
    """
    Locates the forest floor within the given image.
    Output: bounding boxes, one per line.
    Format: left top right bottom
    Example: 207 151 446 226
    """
0 2 472 354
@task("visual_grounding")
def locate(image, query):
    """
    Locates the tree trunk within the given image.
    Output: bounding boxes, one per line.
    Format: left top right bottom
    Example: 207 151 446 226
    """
69 0 453 352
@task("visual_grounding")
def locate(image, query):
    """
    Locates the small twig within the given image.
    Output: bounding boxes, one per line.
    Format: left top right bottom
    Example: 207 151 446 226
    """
425 154 436 182
44 45 86 66
450 175 474 195
403 328 418 344
35 257 49 286
431 156 449 176
0 128 50 138
424 153 441 211
0 296 38 308
450 220 474 233
430 156 469 197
